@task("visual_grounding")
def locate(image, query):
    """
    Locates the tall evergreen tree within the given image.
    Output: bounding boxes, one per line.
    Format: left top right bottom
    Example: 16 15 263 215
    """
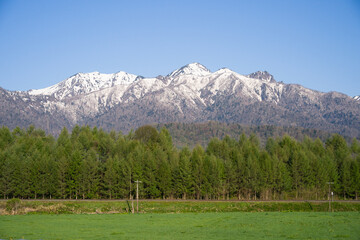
191 145 205 199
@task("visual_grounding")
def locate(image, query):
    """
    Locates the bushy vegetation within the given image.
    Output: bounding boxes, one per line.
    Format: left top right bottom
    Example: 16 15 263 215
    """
1 200 359 215
0 124 359 200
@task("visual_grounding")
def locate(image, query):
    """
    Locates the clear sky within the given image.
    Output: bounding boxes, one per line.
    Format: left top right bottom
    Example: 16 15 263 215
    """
0 0 359 96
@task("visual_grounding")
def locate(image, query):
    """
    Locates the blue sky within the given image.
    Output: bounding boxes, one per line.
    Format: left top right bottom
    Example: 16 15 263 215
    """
0 0 359 96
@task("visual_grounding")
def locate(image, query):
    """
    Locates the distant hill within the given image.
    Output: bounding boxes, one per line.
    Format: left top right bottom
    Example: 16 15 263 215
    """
156 121 354 148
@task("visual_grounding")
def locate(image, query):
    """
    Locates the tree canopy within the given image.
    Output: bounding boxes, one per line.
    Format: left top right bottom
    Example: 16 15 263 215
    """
0 125 359 200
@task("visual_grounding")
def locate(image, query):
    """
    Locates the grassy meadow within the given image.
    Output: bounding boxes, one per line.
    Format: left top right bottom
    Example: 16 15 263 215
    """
1 212 360 239
1 200 359 239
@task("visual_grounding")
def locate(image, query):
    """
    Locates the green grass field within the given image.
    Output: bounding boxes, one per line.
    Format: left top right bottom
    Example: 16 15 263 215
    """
1 212 359 240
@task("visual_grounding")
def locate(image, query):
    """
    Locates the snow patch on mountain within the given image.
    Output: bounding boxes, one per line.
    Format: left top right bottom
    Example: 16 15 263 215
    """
354 95 360 101
28 71 138 100
213 68 233 75
168 63 211 78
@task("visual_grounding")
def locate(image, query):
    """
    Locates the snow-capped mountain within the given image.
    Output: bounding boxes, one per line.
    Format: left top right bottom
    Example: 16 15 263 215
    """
28 71 139 100
167 62 211 77
354 95 360 101
1 63 359 138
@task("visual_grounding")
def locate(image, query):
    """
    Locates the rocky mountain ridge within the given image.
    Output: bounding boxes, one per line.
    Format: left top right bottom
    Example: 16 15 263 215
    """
0 63 359 138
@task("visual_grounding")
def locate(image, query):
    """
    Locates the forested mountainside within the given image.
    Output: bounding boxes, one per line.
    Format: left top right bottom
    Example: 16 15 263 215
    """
155 122 353 149
1 125 359 200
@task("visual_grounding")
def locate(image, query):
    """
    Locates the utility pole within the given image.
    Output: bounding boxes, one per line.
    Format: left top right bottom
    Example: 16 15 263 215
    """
135 180 142 213
130 177 134 214
327 182 334 212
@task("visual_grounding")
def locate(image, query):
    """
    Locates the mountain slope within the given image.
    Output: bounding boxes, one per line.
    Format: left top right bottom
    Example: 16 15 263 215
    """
155 122 352 149
0 87 71 131
28 71 139 100
1 63 359 138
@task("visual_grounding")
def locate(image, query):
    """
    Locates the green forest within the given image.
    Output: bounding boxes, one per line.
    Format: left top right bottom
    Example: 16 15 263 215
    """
0 125 359 200
156 122 348 149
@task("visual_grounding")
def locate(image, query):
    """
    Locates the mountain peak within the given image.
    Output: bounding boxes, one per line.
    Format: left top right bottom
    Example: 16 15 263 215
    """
168 62 211 77
214 67 234 74
28 70 138 99
247 71 276 83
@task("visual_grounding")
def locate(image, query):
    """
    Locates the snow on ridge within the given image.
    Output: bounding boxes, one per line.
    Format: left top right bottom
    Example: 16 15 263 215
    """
28 71 138 99
16 63 338 122
28 63 247 99
167 62 211 78
213 68 234 75
354 95 360 101
25 63 293 106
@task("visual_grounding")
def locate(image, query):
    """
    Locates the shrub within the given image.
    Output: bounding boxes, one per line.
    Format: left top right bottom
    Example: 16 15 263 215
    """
6 198 21 212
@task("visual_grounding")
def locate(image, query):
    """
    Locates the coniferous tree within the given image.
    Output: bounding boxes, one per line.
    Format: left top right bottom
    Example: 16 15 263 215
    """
67 149 82 199
173 147 192 199
103 156 119 199
349 159 360 200
191 145 205 199
79 149 100 199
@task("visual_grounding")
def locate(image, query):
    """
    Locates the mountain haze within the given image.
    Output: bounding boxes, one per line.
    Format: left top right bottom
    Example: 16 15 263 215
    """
0 63 359 138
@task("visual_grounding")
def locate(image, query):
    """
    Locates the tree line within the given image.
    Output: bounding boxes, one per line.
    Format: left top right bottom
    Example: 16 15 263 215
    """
0 125 359 200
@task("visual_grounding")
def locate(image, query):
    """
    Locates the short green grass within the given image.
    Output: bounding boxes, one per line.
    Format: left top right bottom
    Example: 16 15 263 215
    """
1 212 359 239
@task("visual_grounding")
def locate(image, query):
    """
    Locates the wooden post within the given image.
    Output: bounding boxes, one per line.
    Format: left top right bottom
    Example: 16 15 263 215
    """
135 180 142 213
327 182 334 212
